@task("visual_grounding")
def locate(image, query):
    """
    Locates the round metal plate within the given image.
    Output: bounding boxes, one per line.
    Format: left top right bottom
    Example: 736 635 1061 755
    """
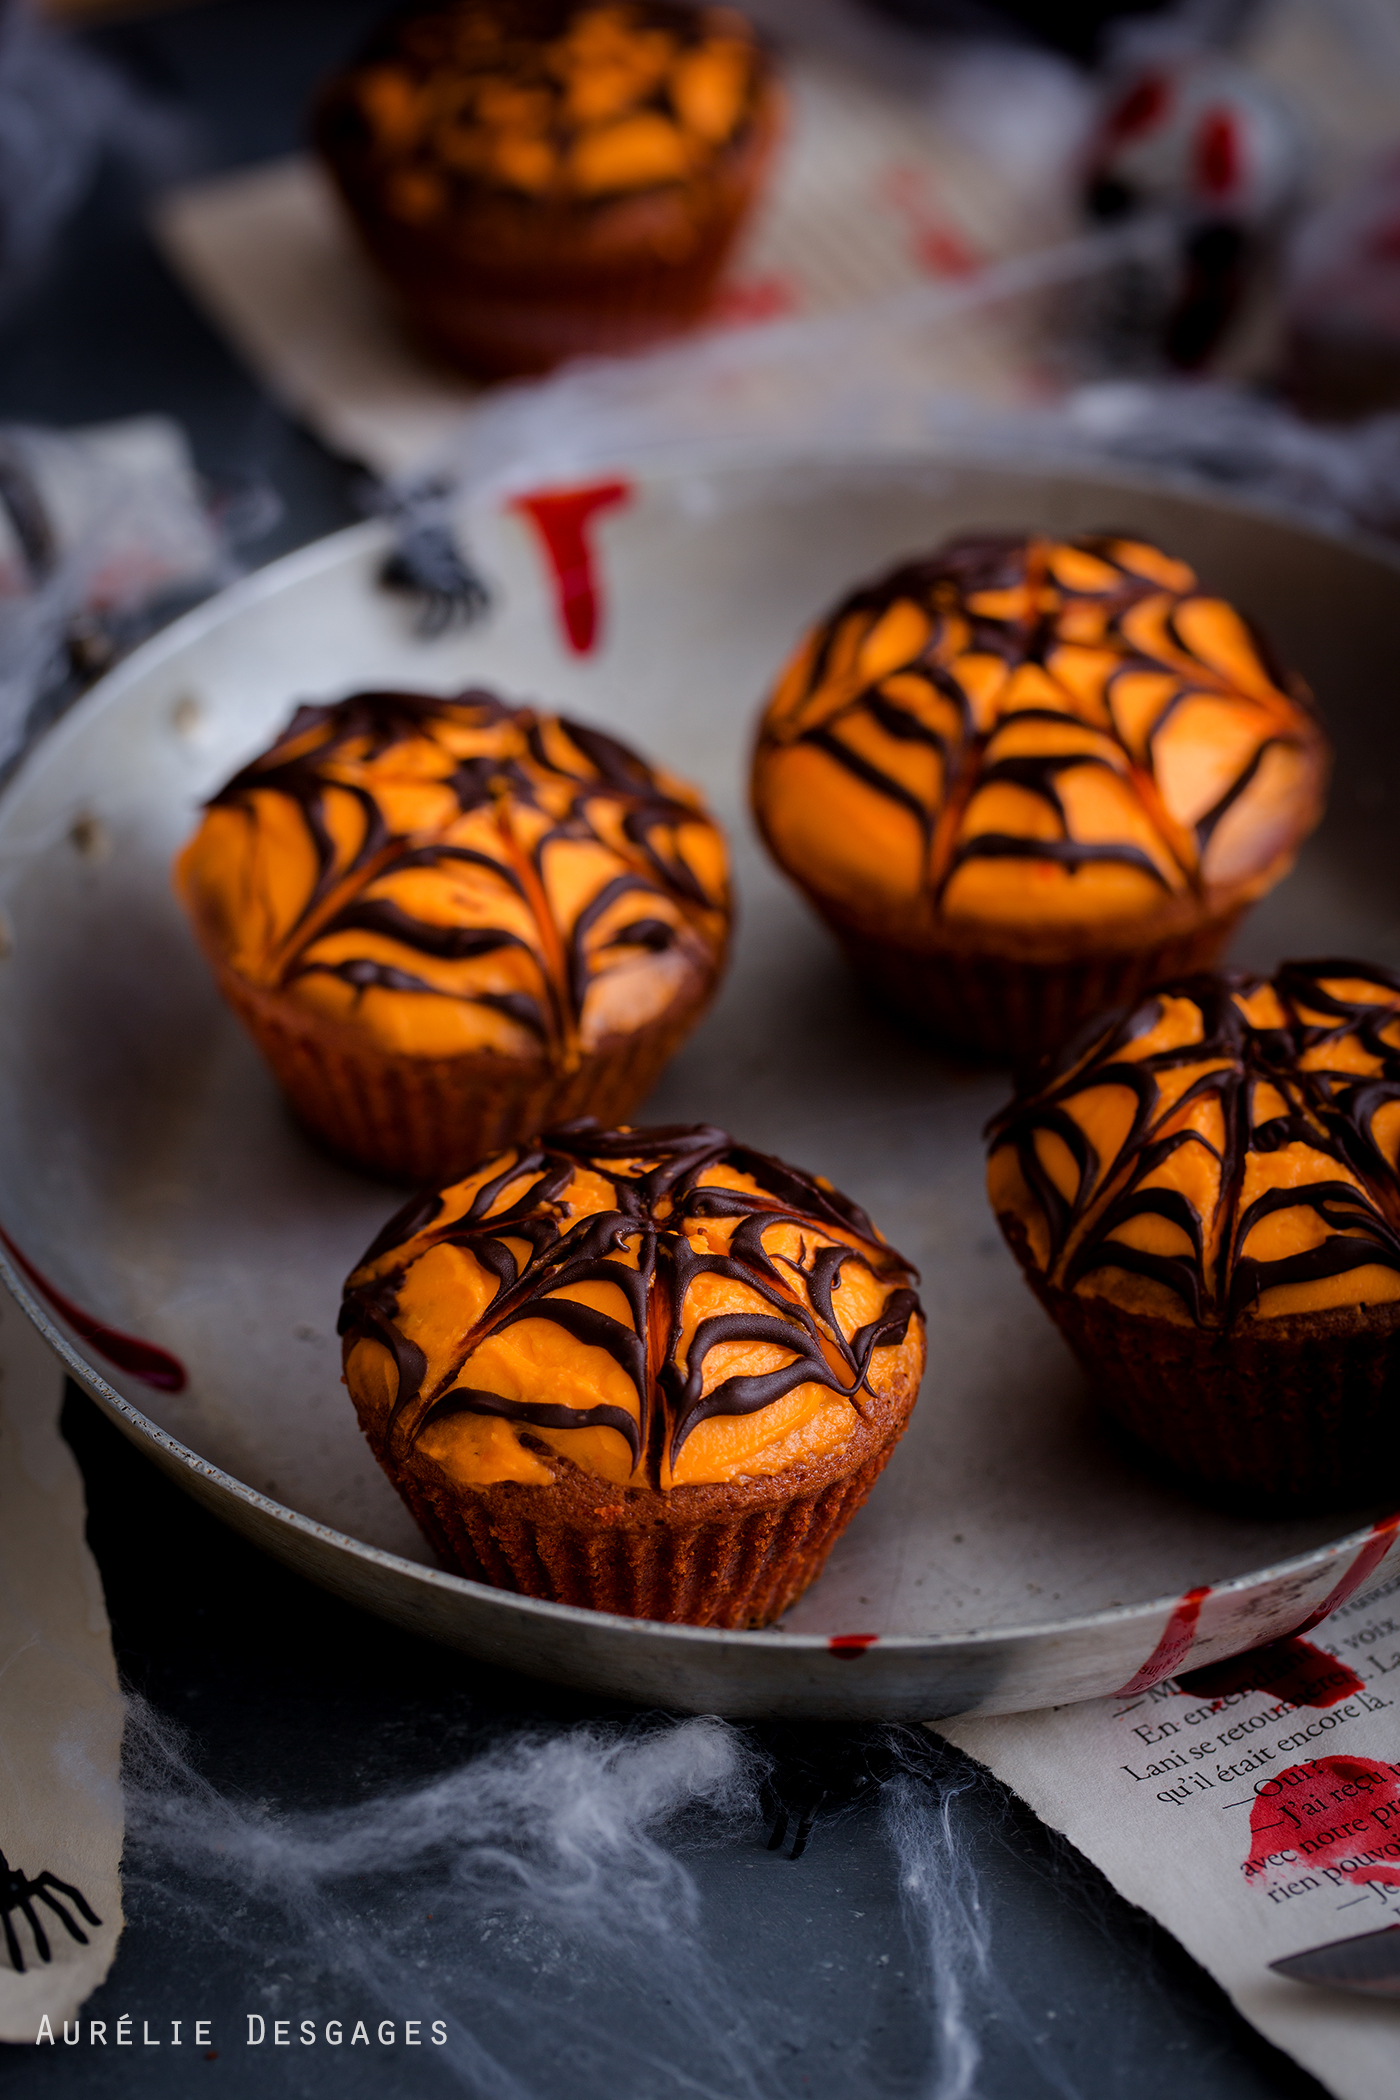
1 451 1396 1718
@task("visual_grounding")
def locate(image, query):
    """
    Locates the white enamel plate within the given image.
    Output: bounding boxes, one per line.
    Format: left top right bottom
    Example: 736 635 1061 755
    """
2 452 1396 1718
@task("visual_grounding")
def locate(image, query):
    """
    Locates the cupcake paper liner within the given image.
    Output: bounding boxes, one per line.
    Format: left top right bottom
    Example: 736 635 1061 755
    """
1033 1275 1400 1510
383 1438 907 1629
833 910 1247 1068
212 960 716 1183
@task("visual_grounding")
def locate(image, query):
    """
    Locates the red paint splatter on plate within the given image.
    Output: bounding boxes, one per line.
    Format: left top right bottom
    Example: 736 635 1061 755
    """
1245 1757 1400 1889
0 1224 187 1392
1178 1636 1364 1711
828 1633 879 1657
1292 1515 1400 1635
511 480 632 654
1114 1584 1210 1697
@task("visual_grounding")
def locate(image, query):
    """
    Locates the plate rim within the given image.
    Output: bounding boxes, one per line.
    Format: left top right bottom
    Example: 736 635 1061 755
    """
5 453 1398 1663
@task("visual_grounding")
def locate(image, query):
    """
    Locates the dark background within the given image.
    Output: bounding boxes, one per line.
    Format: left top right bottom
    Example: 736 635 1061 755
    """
0 2 1343 2092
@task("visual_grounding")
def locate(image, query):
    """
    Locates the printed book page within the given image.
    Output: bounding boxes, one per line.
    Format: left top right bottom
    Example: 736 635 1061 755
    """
939 1569 1400 2100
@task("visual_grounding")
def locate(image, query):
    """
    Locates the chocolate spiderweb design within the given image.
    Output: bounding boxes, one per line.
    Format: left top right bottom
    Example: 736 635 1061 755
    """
341 1122 921 1485
201 689 726 1054
988 963 1400 1328
757 534 1323 912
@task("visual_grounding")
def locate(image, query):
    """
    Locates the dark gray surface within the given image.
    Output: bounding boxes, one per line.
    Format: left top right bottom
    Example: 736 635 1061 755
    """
0 4 1338 2092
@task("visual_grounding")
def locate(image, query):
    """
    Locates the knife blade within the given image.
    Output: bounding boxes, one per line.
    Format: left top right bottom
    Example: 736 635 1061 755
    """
1270 1921 1400 1999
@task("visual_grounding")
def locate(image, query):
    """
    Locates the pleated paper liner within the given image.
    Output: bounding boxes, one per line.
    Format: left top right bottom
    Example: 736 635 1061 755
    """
357 1373 922 1629
209 958 721 1183
1026 1274 1400 1512
830 904 1249 1068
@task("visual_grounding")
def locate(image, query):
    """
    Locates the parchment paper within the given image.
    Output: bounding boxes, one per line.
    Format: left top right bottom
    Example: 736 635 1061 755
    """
152 53 1055 481
0 1296 124 2043
939 1570 1400 2100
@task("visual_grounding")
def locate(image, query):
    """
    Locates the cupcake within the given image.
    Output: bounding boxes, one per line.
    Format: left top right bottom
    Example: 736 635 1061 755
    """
175 689 730 1181
752 533 1330 1064
339 1119 925 1624
313 1 782 378
986 961 1400 1507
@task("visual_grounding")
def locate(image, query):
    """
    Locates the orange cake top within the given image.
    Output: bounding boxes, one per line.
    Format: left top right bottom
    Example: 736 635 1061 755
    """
753 534 1328 941
175 688 730 1063
315 1 773 218
340 1120 924 1489
987 961 1400 1328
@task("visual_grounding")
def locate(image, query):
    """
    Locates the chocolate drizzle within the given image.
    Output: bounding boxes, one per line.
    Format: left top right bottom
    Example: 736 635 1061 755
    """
340 1120 922 1483
988 962 1400 1328
757 533 1324 911
201 687 727 1055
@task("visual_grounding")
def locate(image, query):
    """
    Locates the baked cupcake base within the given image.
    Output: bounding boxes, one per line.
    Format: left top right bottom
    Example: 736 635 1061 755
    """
1022 1260 1400 1510
358 1368 922 1627
211 959 717 1183
826 903 1246 1069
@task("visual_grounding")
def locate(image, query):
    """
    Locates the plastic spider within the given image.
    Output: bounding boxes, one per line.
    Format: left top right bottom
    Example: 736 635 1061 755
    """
755 1723 944 1860
1 1848 100 1973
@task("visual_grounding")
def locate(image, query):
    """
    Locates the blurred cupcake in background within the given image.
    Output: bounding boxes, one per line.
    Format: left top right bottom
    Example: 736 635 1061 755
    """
314 0 782 378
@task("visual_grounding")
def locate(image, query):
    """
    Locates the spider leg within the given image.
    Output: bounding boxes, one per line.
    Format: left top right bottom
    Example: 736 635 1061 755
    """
2 1905 26 1974
763 1786 790 1854
788 1789 828 1862
34 1873 100 1930
19 1897 50 1965
34 1886 90 1946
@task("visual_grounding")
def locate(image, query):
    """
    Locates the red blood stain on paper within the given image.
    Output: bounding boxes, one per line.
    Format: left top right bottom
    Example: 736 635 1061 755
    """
1103 72 1171 144
713 273 799 325
879 164 983 281
1114 1584 1210 1697
1245 1757 1400 1889
1294 1514 1400 1636
828 1633 879 1657
1178 1636 1364 1711
511 480 631 655
0 1224 187 1392
1194 108 1241 200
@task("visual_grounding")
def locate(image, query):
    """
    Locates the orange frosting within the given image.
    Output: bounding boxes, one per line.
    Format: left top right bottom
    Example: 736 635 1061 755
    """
317 1 771 215
753 534 1329 947
340 1122 925 1489
988 962 1400 1326
175 689 729 1064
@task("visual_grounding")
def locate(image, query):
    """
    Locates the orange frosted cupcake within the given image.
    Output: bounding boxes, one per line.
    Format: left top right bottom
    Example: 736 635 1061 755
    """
175 690 730 1181
313 1 782 378
339 1120 925 1624
987 961 1400 1507
752 534 1330 1064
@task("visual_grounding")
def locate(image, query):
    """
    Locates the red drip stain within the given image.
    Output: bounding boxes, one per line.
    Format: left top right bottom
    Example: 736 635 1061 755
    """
713 273 799 324
0 1225 187 1392
1114 1584 1210 1697
879 163 983 281
1103 71 1171 144
1178 1636 1364 1712
1245 1756 1400 1890
1294 1515 1400 1637
511 480 631 655
828 1633 879 1657
1195 108 1241 200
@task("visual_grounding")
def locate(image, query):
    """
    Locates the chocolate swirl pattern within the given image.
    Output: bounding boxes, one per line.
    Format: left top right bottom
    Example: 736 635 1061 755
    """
754 534 1328 937
988 963 1400 1330
178 688 729 1064
340 1121 922 1490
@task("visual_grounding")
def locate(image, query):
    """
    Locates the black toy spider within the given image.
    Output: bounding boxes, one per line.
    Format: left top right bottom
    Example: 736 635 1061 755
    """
1 1848 100 1973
